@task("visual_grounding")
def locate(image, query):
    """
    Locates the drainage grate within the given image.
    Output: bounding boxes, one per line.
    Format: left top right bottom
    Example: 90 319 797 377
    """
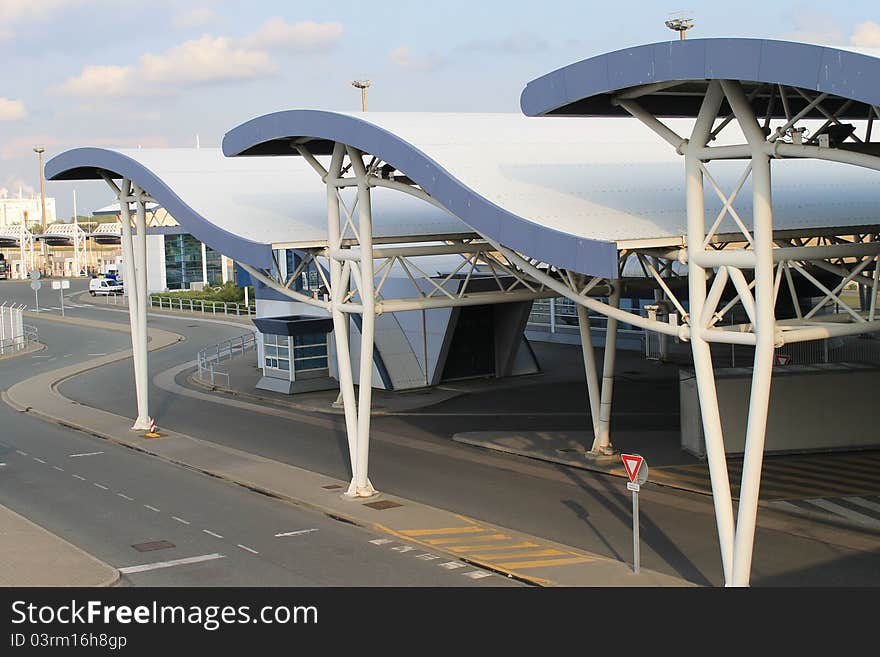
322 484 343 490
362 500 404 511
131 540 175 552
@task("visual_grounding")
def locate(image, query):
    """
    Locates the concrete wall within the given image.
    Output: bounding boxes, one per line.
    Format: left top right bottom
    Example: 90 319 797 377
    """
146 234 165 293
681 363 880 456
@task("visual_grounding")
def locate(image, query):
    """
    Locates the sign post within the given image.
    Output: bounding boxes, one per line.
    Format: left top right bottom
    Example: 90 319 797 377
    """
29 270 41 312
621 453 649 574
51 280 70 317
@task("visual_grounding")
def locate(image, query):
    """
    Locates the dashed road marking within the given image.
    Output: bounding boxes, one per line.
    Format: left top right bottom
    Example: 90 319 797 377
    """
439 562 466 570
391 545 415 553
463 571 493 580
119 553 225 575
33 457 46 464
237 544 259 555
16 450 27 456
275 529 319 537
53 466 64 472
117 493 134 501
93 483 109 490
143 505 161 513
172 516 191 525
69 451 104 458
369 538 394 545
72 474 86 481
203 530 224 539
416 553 441 560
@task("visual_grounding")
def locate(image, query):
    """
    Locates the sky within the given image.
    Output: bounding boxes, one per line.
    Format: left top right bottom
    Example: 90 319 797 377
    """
1 0 878 218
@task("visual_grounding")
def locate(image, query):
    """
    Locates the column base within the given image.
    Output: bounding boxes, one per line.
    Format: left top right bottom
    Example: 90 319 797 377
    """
131 418 152 432
589 444 618 457
344 479 377 499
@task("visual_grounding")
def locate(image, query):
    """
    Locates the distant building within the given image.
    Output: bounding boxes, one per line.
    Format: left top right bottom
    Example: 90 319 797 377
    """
0 195 56 229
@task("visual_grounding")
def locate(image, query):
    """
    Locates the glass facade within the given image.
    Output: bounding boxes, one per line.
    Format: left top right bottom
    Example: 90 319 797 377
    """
164 234 204 290
205 246 223 285
262 332 329 381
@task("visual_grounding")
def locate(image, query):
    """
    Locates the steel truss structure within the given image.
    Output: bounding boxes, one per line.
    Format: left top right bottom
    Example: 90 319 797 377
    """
43 222 89 275
0 225 35 276
236 82 880 584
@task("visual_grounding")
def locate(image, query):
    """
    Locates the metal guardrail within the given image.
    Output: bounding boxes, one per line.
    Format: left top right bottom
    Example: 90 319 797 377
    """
196 332 258 387
0 303 36 356
150 295 256 317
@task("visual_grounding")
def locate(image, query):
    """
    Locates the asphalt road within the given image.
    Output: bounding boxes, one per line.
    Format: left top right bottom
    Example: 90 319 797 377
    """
3 278 879 586
0 281 517 587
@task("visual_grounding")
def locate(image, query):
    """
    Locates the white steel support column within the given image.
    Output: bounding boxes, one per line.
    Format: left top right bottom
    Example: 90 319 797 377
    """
349 146 377 498
326 144 360 485
132 185 151 430
576 304 602 444
685 81 737 584
117 180 148 431
593 283 620 454
722 79 777 587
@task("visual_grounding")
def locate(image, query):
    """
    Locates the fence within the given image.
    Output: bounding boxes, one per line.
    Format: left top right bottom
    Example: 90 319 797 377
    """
0 303 37 356
527 297 647 349
196 331 258 387
151 296 256 317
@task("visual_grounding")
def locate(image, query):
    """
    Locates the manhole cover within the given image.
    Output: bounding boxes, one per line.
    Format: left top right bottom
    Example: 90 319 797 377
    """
132 540 175 552
363 500 404 511
322 484 343 490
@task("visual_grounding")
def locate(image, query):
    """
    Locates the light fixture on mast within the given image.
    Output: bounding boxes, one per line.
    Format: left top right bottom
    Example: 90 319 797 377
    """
665 13 694 40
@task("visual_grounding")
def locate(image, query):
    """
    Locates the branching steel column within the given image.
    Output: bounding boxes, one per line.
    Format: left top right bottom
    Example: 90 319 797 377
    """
326 144 359 480
116 179 147 431
722 79 777 587
576 305 602 444
685 81 736 584
131 185 151 430
593 283 620 454
348 146 377 498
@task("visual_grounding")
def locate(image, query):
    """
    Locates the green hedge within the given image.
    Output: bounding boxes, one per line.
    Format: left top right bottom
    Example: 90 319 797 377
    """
151 282 254 304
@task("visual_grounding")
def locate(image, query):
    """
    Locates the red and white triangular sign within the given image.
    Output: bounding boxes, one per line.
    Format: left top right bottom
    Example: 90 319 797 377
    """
621 453 644 484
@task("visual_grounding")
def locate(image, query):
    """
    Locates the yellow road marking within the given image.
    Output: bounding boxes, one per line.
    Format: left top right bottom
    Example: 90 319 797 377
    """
424 534 509 546
446 537 519 552
470 549 566 560
401 526 487 537
494 556 595 569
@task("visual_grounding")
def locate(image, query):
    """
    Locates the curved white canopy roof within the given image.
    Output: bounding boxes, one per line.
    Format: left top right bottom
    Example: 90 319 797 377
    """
46 147 468 268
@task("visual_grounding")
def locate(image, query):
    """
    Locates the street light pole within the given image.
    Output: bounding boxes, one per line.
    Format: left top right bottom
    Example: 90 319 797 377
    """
33 146 47 271
352 80 371 112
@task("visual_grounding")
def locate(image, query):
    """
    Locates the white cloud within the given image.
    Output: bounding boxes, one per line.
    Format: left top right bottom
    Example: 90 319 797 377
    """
60 37 276 97
172 7 219 30
60 65 136 97
241 18 343 51
389 45 446 72
140 36 275 85
0 97 27 121
851 21 880 48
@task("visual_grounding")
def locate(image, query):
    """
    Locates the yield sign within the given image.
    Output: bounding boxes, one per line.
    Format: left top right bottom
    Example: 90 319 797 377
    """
621 453 645 484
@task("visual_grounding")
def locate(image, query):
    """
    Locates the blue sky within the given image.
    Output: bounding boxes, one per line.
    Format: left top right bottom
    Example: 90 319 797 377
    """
0 0 877 217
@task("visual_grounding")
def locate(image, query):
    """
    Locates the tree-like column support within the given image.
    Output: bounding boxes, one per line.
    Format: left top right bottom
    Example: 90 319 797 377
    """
326 144 360 482
348 145 377 498
722 79 777 587
685 81 737 585
115 179 150 431
131 185 151 431
593 282 621 454
576 304 602 446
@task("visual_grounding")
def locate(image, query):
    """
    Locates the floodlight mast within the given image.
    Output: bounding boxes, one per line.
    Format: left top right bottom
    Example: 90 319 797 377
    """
665 17 694 40
352 80 371 112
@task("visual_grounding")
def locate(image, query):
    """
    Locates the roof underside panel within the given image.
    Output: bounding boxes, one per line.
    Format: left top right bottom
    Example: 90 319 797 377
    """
521 38 880 118
45 148 467 268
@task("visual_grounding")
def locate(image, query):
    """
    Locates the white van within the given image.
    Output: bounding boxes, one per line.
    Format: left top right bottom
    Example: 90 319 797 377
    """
89 277 124 296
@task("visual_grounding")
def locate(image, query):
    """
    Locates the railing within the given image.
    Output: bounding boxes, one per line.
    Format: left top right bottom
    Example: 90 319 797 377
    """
196 331 258 387
150 295 256 317
527 297 647 348
0 303 36 356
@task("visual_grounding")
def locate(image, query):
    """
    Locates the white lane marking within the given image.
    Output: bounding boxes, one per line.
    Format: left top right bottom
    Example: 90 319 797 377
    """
117 493 134 501
203 529 224 539
463 571 493 579
172 516 191 525
391 545 415 553
63 354 72 358
16 450 27 456
439 562 466 570
846 496 880 515
53 466 64 472
72 474 86 481
33 457 46 464
806 498 880 526
119 553 225 575
369 538 394 545
237 544 259 555
69 451 104 458
143 504 161 513
275 529 319 537
93 483 109 490
87 353 106 356
0 463 5 467
416 553 441 560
